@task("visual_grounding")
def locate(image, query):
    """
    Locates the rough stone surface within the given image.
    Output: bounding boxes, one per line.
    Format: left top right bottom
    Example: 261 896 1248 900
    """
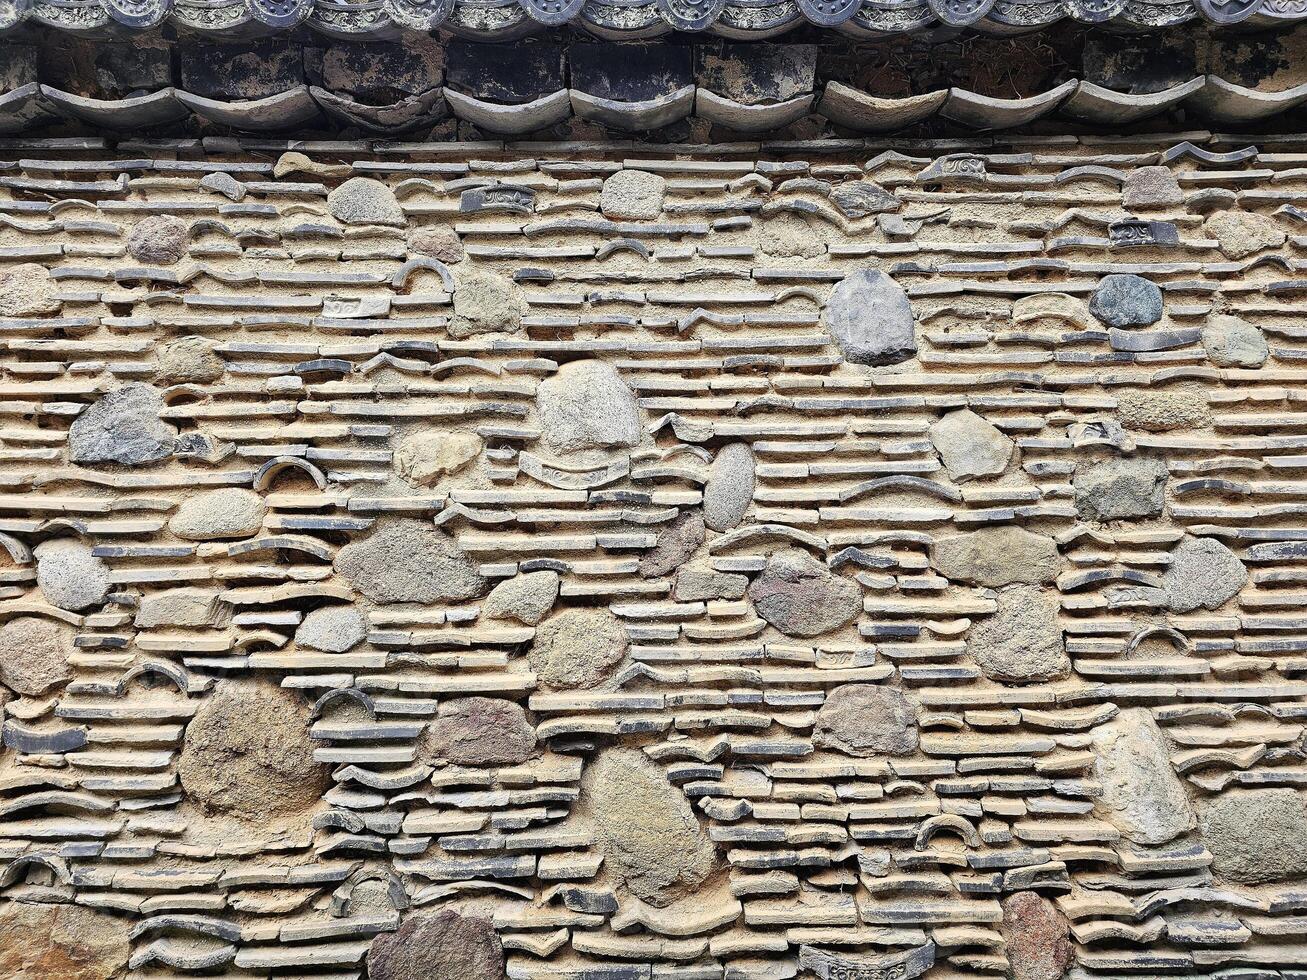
34 539 110 612
600 170 666 220
1000 892 1073 980
483 570 560 625
537 360 642 455
156 335 224 384
822 270 917 366
336 518 483 604
127 214 189 265
674 563 748 601
759 213 824 258
639 510 705 579
931 527 1061 587
367 909 503 980
1200 789 1307 884
169 488 266 541
1162 535 1247 612
585 748 718 907
134 587 224 628
1073 457 1168 521
1205 209 1287 259
0 902 131 980
1091 707 1194 845
395 430 482 484
814 684 918 757
929 409 1014 481
1202 313 1269 368
1089 274 1164 328
408 224 464 263
529 608 628 689
0 615 74 695
68 384 177 466
0 262 59 315
830 180 900 218
421 697 536 766
703 443 755 532
451 269 525 338
748 548 861 637
1121 165 1183 209
1116 387 1210 431
295 604 367 653
179 678 329 821
328 176 406 226
967 585 1069 684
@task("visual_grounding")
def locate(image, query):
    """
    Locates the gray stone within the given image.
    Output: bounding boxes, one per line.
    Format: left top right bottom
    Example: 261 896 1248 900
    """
529 608 628 689
34 539 110 612
169 488 266 541
395 431 482 485
0 263 58 316
295 605 367 653
584 748 717 907
600 170 666 220
1204 209 1286 260
482 570 560 626
155 336 224 385
1121 166 1183 209
929 409 1013 481
0 615 74 695
451 269 524 338
68 384 177 466
675 563 748 601
336 518 484 604
421 697 536 766
368 910 502 980
328 176 406 227
640 511 705 579
821 270 917 366
1091 707 1194 845
703 443 755 532
134 588 224 628
931 527 1061 588
127 214 189 265
409 225 464 263
967 584 1068 684
1089 274 1164 328
814 684 918 757
199 171 246 201
1073 457 1168 521
748 549 861 638
830 180 900 219
537 360 642 455
1162 536 1247 613
1200 789 1307 884
1202 313 1268 368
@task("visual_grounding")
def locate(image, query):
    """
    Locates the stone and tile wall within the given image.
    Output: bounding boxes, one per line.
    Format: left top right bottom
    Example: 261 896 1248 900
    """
1 133 1307 980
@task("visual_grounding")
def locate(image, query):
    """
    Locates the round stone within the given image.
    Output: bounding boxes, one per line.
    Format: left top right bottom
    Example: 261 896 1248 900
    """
327 177 406 227
529 608 628 689
68 384 177 467
537 360 642 455
482 570 560 626
367 910 503 980
0 263 59 316
421 697 536 766
127 215 189 265
967 584 1069 684
1202 313 1268 368
295 605 367 653
336 518 483 604
747 549 861 638
179 678 329 821
814 684 918 757
408 225 464 263
821 270 917 366
169 488 266 541
395 431 482 485
0 615 74 695
156 336 224 385
1073 457 1168 521
1089 274 1164 328
703 443 755 532
1201 789 1307 884
34 539 110 612
1162 536 1246 613
451 269 524 338
600 170 666 220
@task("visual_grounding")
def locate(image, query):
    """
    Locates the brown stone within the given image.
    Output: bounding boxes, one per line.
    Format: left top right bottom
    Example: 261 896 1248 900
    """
0 902 131 980
1000 891 1072 980
748 549 861 637
0 615 74 695
127 214 189 265
814 684 918 757
529 608 628 689
368 909 503 980
639 510 705 578
422 697 536 766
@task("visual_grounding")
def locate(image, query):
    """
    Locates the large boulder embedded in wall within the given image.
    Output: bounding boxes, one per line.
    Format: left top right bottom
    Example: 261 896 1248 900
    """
294 604 367 653
483 570 560 625
1073 457 1168 521
529 608 629 689
585 748 718 907
179 678 330 821
336 518 484 604
639 511 705 579
1162 536 1247 612
1200 789 1307 884
1089 274 1163 328
703 443 755 532
0 902 131 980
1090 708 1193 845
0 615 74 695
169 488 266 541
421 697 537 767
1000 892 1073 980
814 684 918 757
328 176 406 226
929 409 1013 481
367 909 503 980
1202 313 1268 368
68 384 177 466
966 585 1068 684
127 214 189 265
34 539 110 612
747 548 861 637
930 527 1061 588
537 360 642 455
821 270 917 366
